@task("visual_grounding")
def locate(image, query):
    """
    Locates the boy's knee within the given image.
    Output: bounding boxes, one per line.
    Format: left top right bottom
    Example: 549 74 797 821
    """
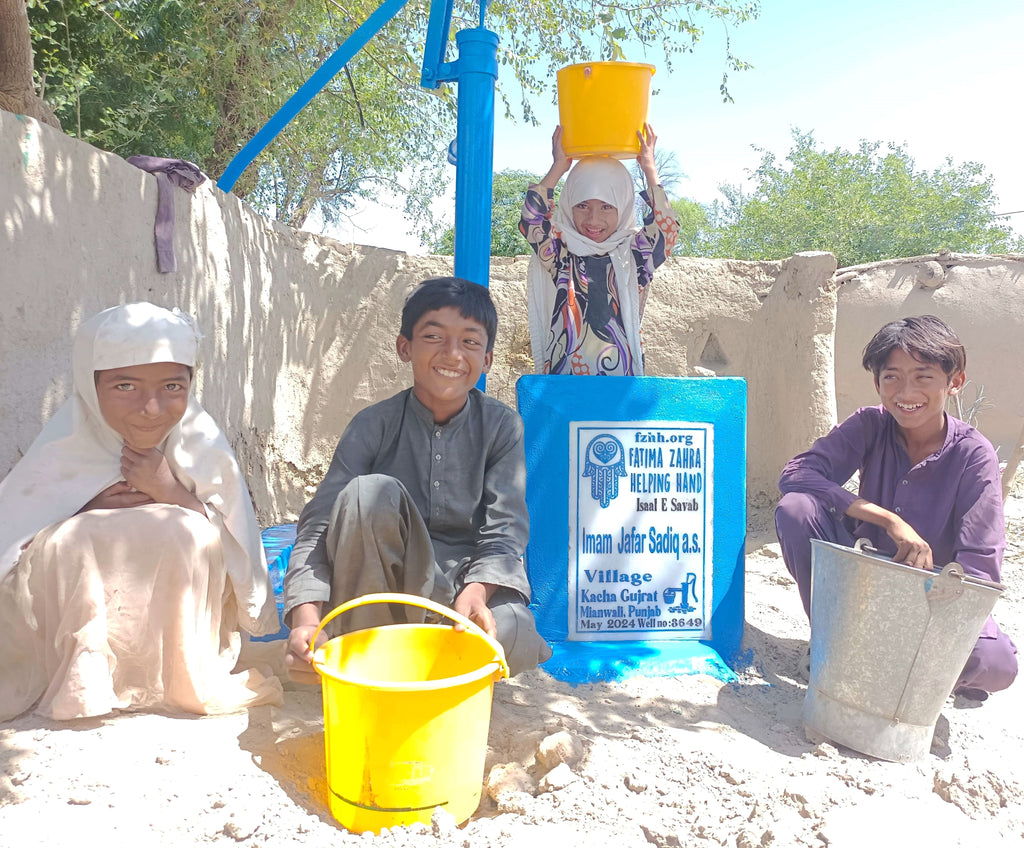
330 475 412 534
489 590 552 677
959 632 1018 695
775 491 823 535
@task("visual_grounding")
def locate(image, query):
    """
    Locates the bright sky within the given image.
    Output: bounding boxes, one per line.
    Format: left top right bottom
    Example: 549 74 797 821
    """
318 0 1024 253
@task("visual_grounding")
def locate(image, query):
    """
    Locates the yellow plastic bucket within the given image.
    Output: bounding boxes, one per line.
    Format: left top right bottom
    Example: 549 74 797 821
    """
310 593 509 833
557 61 655 159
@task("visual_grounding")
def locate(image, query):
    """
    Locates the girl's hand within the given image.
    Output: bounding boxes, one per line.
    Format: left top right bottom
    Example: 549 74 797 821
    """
637 123 659 185
539 126 573 190
78 481 155 513
121 443 179 503
552 125 572 171
120 443 206 514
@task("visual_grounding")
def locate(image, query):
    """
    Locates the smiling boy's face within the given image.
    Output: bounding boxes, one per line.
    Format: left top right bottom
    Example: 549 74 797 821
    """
396 306 492 424
875 347 964 443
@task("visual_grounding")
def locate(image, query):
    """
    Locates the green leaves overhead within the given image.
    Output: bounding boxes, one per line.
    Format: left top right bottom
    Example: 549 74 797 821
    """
700 130 1022 266
25 0 757 229
431 168 542 256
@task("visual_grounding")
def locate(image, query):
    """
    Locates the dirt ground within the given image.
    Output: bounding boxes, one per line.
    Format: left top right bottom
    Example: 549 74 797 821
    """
2 489 1023 848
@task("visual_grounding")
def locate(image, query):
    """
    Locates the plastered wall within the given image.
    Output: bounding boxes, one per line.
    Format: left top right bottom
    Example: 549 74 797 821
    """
3 112 1021 524
833 255 1024 491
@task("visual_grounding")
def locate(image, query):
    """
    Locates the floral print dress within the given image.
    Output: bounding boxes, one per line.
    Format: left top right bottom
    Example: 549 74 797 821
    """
520 184 680 375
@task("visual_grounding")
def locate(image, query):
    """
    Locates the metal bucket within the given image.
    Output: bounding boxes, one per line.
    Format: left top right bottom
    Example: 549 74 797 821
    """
803 539 1003 762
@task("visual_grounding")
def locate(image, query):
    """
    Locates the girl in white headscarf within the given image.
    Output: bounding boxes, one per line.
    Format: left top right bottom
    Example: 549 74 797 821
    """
520 124 680 376
0 303 282 721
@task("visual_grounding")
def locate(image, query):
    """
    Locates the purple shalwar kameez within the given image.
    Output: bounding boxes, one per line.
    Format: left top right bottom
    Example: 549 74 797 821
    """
775 405 1017 695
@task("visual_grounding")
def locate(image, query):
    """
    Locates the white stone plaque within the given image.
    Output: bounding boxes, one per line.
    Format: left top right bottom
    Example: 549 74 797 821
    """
568 421 713 641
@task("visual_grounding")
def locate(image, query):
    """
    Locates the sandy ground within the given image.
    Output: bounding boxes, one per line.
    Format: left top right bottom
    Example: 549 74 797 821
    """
2 491 1023 848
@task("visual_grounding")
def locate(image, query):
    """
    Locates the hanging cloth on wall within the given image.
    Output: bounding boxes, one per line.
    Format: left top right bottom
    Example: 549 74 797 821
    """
126 156 206 273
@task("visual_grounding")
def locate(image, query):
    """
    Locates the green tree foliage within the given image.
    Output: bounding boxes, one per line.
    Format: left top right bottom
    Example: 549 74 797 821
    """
708 130 1023 266
670 197 713 257
432 168 541 256
26 0 451 226
489 0 758 116
24 0 758 229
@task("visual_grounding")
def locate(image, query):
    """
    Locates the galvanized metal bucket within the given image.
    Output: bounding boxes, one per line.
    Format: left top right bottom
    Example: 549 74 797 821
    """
803 538 1003 762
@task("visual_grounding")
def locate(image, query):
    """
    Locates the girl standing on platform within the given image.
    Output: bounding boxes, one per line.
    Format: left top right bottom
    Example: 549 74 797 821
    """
520 123 680 376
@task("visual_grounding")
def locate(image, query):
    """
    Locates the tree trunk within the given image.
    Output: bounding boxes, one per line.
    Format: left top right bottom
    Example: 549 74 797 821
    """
0 0 61 129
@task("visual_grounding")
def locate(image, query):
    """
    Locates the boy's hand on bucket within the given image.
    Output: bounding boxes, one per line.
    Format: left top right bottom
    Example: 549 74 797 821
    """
889 521 933 570
847 498 933 570
285 625 327 684
285 602 327 685
453 582 498 639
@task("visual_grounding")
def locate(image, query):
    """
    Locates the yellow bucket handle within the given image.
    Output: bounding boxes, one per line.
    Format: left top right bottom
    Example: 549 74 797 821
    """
309 592 509 681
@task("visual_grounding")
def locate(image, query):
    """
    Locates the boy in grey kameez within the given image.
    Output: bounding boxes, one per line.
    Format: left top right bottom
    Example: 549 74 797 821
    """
284 277 551 681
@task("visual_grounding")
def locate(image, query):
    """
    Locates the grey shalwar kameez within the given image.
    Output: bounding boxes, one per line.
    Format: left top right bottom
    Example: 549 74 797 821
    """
283 389 550 676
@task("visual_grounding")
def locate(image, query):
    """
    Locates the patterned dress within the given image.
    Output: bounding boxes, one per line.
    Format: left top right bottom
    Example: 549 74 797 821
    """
520 184 679 375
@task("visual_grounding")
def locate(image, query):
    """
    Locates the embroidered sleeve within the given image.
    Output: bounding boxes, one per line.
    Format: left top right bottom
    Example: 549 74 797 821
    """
631 185 680 295
642 184 680 263
520 184 561 280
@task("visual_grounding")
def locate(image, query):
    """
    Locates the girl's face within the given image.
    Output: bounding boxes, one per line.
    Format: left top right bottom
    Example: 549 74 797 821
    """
95 362 192 449
571 198 618 243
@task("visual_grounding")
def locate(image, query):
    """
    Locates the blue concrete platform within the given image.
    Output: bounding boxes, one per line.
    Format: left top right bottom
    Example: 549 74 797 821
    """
517 375 747 685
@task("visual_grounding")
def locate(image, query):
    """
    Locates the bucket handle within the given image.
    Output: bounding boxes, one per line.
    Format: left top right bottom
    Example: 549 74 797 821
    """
934 563 1005 592
854 539 1006 589
309 592 510 681
853 538 891 559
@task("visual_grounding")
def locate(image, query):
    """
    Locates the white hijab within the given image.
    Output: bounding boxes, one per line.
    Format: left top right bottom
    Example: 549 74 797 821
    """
527 156 645 374
0 303 277 634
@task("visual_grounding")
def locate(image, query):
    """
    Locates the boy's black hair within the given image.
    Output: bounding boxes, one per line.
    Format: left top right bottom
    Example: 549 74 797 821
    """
400 277 498 352
861 315 967 381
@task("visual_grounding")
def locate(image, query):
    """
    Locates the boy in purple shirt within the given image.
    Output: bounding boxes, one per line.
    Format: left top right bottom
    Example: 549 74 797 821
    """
776 315 1017 699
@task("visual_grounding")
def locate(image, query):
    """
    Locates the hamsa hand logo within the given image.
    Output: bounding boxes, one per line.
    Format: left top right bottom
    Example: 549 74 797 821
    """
583 434 626 508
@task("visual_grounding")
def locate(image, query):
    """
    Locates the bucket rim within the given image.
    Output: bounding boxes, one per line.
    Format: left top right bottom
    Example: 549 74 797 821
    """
557 60 655 75
309 592 510 681
811 538 1005 593
312 624 504 691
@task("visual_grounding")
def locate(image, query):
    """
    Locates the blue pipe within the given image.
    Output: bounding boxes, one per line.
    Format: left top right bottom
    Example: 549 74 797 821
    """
217 0 410 193
445 28 498 287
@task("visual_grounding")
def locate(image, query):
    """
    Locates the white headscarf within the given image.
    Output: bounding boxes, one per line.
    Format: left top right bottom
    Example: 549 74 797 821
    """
527 156 645 374
0 303 277 634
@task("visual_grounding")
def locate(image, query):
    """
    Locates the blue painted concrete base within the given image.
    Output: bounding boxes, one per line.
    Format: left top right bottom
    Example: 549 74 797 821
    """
517 375 748 686
542 641 737 685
